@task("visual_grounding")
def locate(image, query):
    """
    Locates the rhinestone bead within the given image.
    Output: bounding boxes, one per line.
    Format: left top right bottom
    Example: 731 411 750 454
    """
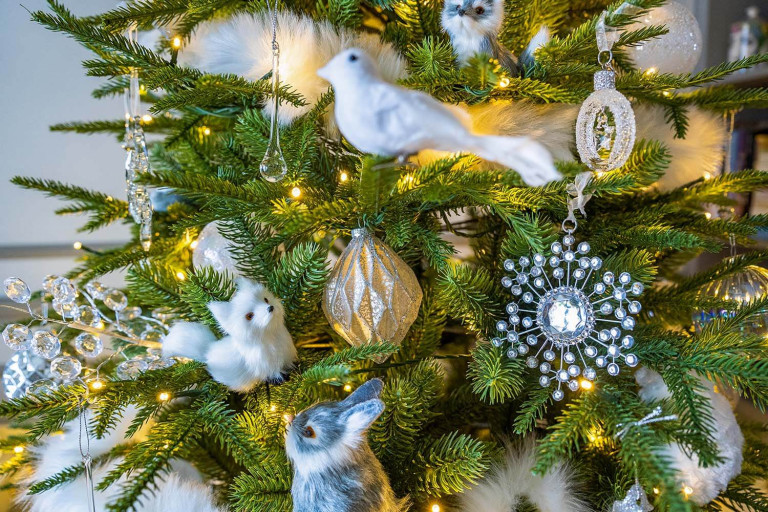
568 379 580 391
539 376 550 387
517 273 529 285
509 315 520 325
506 303 518 314
621 335 634 349
607 363 620 376
496 320 508 332
517 344 529 355
568 364 581 377
519 256 531 267
578 242 590 254
625 354 638 367
579 257 591 269
551 242 562 254
540 362 551 373
563 234 575 246
564 251 576 262
598 329 610 341
544 350 556 361
491 337 503 347
557 369 569 382
522 292 534 303
553 389 565 401
584 346 598 357
603 272 615 285
549 256 560 268
615 307 626 319
628 301 641 314
553 268 565 279
533 254 546 266
116 359 148 380
534 277 545 288
619 272 631 284
600 302 613 315
526 356 538 368
594 282 606 294
521 317 533 328
507 331 519 342
507 347 518 358
511 285 523 296
573 269 585 280
595 356 607 368
527 334 538 346
622 317 636 330
564 352 576 364
631 282 644 295
501 276 513 288
590 257 603 270
504 259 515 271
610 327 621 339
584 367 597 380
614 287 627 300
607 345 621 357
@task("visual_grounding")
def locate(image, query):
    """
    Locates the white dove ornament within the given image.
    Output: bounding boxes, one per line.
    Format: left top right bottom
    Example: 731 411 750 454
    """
317 48 560 186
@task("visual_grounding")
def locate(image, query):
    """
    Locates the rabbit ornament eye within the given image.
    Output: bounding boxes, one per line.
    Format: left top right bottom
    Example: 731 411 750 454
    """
245 312 254 321
303 426 316 438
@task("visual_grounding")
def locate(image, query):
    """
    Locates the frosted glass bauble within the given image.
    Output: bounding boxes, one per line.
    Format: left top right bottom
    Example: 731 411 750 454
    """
693 264 768 334
626 1 702 74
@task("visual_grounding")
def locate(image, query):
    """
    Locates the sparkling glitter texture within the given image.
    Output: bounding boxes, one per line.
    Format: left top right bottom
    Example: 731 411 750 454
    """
692 264 768 335
625 1 702 74
611 481 654 512
192 221 239 275
576 70 636 172
496 233 643 400
323 228 423 357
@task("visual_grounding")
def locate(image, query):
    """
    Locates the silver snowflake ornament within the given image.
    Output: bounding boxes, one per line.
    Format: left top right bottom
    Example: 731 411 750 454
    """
494 233 643 400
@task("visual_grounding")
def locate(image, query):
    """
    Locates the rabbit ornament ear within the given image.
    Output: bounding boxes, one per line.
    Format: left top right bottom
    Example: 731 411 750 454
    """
342 399 385 435
341 378 383 407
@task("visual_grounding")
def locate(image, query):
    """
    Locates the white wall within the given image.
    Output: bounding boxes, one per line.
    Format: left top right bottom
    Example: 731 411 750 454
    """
0 0 130 290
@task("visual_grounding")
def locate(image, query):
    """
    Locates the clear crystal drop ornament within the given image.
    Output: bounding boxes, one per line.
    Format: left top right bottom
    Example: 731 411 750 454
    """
260 41 288 182
2 351 50 399
27 379 59 397
50 356 82 382
3 324 32 351
31 331 61 360
4 277 31 303
85 281 107 300
497 232 643 400
104 289 128 312
576 70 636 171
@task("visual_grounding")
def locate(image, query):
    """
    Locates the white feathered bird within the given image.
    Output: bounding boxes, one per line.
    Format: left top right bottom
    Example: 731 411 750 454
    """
317 48 560 186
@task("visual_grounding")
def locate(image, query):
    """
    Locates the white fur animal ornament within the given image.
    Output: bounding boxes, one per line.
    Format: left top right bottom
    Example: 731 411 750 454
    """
178 11 407 130
163 277 297 391
318 48 560 186
460 438 590 512
16 406 222 512
635 367 744 505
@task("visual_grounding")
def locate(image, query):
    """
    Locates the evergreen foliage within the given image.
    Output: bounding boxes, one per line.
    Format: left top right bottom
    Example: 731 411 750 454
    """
2 0 768 511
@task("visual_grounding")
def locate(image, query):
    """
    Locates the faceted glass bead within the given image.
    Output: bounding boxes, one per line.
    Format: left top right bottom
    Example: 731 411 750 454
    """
503 259 515 271
152 307 174 322
517 273 529 285
590 257 602 270
564 251 575 262
521 317 533 328
603 272 615 285
522 292 534 303
614 288 627 300
526 356 538 368
551 242 562 254
85 280 107 300
496 320 508 332
619 272 631 284
27 379 59 396
568 379 580 391
621 335 635 349
563 235 575 246
3 324 32 351
116 359 148 380
625 354 638 367
501 276 513 288
595 356 607 367
104 289 128 312
530 267 542 277
527 334 538 346
52 277 77 303
539 362 551 373
594 282 606 294
50 356 82 382
553 389 564 401
533 254 546 266
53 299 77 319
585 346 598 357
509 315 520 325
519 256 530 267
578 242 590 254
539 376 550 387
615 307 627 319
600 302 613 315
622 317 635 330
510 285 523 296
553 268 565 279
491 337 503 347
517 344 529 355
567 364 580 377
148 358 175 370
549 256 560 268
507 331 519 342
42 274 59 293
607 345 621 357
122 306 142 321
579 257 591 269
557 369 569 382
76 306 101 327
610 327 621 339
628 301 641 314
31 331 61 359
599 330 611 341
507 347 517 359
534 277 545 288
544 350 556 361
75 333 103 358
631 282 644 296
564 352 576 363
4 277 31 303
584 367 597 380
607 363 620 376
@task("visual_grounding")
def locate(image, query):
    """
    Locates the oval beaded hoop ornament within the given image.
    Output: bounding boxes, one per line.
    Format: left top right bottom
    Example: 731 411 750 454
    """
576 9 636 171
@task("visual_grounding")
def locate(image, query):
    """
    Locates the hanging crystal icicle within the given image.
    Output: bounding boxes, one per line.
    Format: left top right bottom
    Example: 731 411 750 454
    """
79 405 96 512
123 23 153 251
259 2 288 182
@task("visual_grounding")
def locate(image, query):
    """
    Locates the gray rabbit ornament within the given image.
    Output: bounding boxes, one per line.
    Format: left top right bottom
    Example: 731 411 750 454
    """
286 378 408 512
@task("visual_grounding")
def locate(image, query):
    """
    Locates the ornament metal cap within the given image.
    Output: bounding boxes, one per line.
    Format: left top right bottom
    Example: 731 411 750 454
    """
351 227 368 237
594 70 616 91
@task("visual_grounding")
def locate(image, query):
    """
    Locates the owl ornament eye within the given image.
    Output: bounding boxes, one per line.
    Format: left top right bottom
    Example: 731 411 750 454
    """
475 6 485 14
303 426 316 438
245 312 254 321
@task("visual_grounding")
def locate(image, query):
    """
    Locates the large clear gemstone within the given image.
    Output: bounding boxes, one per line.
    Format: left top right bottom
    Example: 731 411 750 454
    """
2 351 50 399
539 290 590 343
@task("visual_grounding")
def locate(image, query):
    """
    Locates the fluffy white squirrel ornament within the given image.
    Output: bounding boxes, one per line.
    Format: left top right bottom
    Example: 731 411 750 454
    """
635 367 744 506
16 406 222 512
460 438 590 512
163 277 297 391
318 48 560 186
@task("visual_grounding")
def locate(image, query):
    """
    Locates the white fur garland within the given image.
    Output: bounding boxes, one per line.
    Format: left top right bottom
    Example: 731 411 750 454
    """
179 12 407 129
635 367 744 506
16 406 223 512
459 438 590 512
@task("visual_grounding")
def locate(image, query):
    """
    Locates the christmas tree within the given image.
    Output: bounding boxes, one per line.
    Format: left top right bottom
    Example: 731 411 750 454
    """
2 0 768 511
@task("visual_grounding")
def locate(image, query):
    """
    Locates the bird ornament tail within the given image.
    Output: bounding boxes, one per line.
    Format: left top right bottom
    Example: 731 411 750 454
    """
468 134 560 186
